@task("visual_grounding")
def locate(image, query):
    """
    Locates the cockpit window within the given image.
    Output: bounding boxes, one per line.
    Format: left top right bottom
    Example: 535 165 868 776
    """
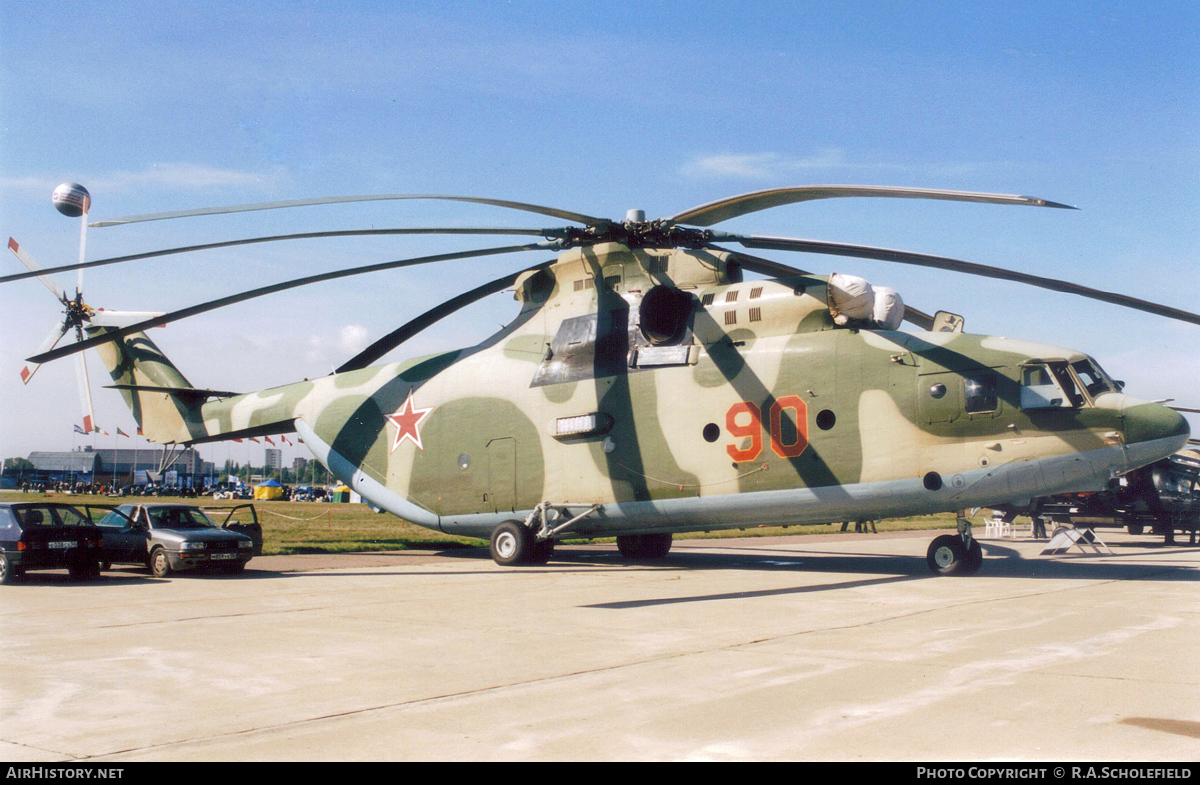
1021 362 1081 410
1071 359 1112 397
1049 363 1085 407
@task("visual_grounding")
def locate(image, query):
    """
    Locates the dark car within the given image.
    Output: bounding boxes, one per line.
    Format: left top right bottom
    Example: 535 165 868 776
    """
0 502 105 584
96 503 259 577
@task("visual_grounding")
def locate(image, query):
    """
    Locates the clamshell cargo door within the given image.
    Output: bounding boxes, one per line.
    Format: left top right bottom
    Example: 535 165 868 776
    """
487 437 517 513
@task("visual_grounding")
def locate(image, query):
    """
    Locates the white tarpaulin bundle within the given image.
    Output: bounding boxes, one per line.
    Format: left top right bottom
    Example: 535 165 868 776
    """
827 274 905 329
872 286 905 330
827 273 874 324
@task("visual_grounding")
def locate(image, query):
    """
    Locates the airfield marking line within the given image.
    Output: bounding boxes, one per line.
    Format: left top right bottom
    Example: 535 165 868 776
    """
0 738 81 761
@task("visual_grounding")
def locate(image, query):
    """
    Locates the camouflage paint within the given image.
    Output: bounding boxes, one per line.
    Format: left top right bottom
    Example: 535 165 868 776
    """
90 244 1190 541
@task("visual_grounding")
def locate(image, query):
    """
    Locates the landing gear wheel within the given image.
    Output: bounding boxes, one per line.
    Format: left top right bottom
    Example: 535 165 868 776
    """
490 521 532 566
617 533 673 560
927 534 970 576
149 547 171 578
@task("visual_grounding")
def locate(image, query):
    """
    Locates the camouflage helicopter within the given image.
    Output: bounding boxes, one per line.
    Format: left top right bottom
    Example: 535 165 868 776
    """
8 184 1196 575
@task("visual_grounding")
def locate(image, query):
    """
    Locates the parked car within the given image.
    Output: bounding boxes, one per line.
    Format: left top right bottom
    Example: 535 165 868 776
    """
0 502 105 584
96 503 260 577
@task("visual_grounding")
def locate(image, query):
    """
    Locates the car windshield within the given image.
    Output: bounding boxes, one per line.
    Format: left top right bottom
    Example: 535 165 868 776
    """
97 507 136 528
148 507 216 530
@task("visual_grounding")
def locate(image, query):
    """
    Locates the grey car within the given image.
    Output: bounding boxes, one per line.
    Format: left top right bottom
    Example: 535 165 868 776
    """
97 504 256 577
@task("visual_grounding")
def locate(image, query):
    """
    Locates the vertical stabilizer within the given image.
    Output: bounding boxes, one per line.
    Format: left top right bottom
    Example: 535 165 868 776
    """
89 327 203 443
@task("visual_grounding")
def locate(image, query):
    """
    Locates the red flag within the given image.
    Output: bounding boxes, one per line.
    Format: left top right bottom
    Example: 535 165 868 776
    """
264 436 274 445
249 437 260 444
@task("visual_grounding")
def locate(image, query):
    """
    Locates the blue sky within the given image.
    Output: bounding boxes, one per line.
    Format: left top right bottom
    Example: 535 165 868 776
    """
1 1 1197 467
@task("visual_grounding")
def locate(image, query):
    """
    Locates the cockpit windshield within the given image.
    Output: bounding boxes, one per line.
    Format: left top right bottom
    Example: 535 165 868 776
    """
1021 357 1117 411
1071 358 1114 397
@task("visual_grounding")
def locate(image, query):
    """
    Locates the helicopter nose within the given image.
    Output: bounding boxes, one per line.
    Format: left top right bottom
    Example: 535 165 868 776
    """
1121 399 1190 466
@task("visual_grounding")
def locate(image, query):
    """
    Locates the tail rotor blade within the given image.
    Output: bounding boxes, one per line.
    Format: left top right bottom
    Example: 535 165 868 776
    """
8 238 66 302
76 351 96 435
20 321 71 385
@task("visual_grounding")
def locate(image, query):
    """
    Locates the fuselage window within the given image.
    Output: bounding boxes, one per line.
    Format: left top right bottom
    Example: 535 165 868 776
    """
963 373 998 413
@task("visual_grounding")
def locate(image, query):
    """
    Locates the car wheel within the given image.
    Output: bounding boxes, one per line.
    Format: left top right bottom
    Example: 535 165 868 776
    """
0 553 14 585
149 547 171 578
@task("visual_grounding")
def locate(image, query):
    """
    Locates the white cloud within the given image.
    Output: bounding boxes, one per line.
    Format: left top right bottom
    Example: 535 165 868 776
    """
678 149 1007 181
680 149 853 179
304 324 371 365
92 163 282 192
0 164 281 198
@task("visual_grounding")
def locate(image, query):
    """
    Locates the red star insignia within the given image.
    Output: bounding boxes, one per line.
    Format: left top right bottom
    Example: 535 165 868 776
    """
384 391 433 453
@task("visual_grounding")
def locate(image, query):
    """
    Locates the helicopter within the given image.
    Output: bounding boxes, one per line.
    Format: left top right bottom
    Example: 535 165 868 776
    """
6 183 1195 575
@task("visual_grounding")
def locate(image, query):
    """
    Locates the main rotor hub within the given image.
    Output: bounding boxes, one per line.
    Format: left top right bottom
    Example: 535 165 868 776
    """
550 219 716 251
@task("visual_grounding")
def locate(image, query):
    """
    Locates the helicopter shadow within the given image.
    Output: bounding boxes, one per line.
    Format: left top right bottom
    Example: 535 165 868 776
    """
558 539 1200 609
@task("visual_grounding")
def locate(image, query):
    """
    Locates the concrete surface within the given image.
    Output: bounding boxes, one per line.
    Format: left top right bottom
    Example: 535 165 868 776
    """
1 529 1197 761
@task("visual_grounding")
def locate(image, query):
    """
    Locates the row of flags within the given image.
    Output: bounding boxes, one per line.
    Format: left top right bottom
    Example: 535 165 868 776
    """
75 424 139 437
72 424 293 446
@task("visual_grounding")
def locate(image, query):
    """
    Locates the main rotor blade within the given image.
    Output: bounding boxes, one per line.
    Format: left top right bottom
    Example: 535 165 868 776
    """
336 261 554 373
713 234 1200 327
91 195 608 229
28 242 556 365
671 185 1076 227
0 227 561 285
719 247 937 330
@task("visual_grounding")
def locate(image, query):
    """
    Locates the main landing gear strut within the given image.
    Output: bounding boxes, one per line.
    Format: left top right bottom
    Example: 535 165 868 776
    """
925 515 983 576
488 502 600 566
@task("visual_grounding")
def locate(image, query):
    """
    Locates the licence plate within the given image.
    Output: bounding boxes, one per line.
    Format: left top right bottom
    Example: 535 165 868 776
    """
210 553 236 560
49 541 77 549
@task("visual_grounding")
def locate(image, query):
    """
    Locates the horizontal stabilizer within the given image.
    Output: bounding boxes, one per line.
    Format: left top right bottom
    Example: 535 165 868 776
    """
104 383 240 401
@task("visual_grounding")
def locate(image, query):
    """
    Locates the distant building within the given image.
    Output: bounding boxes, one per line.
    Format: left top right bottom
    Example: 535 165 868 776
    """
25 450 101 478
293 456 308 474
264 448 282 471
22 446 206 486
